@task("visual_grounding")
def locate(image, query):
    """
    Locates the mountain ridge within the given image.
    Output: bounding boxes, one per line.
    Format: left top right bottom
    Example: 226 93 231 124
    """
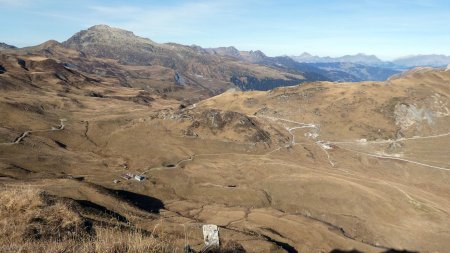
291 52 450 68
206 46 389 82
11 25 309 99
291 52 383 65
0 42 17 50
392 54 450 67
6 24 448 93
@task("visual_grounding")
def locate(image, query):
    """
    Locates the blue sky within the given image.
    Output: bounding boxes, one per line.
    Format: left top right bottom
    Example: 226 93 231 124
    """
1 0 449 59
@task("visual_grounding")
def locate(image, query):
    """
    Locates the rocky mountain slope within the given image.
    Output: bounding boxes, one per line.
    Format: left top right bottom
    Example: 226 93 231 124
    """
2 25 310 101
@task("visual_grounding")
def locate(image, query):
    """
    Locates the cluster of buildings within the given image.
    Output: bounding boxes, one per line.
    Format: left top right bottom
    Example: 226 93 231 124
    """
118 172 145 182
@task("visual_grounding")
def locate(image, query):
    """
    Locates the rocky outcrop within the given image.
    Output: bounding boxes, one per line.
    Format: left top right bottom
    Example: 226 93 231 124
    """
0 42 16 50
181 109 272 143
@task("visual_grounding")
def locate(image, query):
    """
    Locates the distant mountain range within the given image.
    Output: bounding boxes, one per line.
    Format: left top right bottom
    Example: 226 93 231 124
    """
291 52 450 68
291 52 384 66
392 55 450 68
2 25 450 92
207 47 401 82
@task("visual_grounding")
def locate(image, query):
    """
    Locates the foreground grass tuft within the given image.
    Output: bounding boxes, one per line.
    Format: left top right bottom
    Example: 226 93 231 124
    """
0 187 173 253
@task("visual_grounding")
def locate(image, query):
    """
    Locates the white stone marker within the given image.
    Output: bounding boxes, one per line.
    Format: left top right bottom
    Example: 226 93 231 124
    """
202 224 220 248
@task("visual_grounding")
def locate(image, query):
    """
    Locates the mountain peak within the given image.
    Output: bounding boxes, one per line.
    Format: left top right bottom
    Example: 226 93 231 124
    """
299 52 313 57
206 46 242 59
214 46 240 53
83 24 144 39
341 53 381 62
224 46 239 53
41 40 61 47
88 24 112 30
62 25 156 62
85 24 137 36
64 25 154 46
249 50 266 58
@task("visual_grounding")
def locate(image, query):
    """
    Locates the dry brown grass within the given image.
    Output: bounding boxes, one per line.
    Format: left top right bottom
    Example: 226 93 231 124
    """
0 186 174 253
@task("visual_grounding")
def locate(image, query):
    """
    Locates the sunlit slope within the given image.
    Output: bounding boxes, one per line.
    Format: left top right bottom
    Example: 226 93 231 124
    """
1 52 449 252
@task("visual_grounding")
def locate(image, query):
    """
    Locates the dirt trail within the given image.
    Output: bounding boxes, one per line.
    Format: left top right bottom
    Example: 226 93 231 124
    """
337 145 450 171
261 116 337 166
329 132 450 145
262 115 449 171
0 119 66 145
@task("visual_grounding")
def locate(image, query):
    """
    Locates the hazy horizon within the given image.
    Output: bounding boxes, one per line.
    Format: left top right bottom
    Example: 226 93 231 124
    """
1 0 449 60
